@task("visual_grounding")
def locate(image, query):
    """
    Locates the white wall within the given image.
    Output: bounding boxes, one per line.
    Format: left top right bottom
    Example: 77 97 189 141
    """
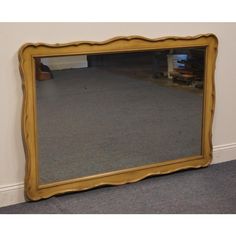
1 23 236 207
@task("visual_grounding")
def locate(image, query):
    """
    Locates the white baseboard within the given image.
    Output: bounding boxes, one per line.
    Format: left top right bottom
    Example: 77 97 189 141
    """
0 143 235 208
0 182 25 208
41 55 88 70
50 61 88 70
212 143 236 164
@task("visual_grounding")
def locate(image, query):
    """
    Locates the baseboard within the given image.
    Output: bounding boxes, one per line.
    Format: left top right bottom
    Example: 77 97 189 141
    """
0 182 25 208
41 55 88 70
212 143 236 164
50 61 88 70
0 143 235 208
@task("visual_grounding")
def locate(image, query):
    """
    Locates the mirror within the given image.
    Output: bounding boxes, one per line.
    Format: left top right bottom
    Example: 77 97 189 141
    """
19 35 218 200
36 49 205 184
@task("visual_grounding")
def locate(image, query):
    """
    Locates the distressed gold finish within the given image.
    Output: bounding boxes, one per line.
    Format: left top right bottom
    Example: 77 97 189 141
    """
19 34 218 201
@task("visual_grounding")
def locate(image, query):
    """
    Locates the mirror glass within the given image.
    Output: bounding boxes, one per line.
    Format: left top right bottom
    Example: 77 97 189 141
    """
35 47 205 184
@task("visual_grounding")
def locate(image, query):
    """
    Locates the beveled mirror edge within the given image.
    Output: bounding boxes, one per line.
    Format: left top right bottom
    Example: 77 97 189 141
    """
18 34 218 201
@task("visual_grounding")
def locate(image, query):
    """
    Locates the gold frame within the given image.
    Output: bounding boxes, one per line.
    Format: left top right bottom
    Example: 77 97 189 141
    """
19 34 218 201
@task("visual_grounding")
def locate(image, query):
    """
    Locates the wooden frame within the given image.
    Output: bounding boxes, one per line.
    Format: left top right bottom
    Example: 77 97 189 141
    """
18 34 218 201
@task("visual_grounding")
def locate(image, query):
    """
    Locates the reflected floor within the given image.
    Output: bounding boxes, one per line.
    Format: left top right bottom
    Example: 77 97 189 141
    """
36 66 203 184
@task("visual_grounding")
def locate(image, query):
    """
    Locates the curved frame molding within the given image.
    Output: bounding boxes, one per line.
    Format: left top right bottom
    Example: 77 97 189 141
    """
19 34 218 200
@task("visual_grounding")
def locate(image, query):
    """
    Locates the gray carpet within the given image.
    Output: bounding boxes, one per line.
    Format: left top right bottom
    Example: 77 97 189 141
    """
0 160 235 213
36 67 203 184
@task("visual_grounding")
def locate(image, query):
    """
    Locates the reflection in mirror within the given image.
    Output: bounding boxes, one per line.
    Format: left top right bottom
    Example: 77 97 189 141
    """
36 48 205 184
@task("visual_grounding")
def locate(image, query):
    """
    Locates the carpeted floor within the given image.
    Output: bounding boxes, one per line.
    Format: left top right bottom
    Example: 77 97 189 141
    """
36 66 203 184
0 160 235 214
